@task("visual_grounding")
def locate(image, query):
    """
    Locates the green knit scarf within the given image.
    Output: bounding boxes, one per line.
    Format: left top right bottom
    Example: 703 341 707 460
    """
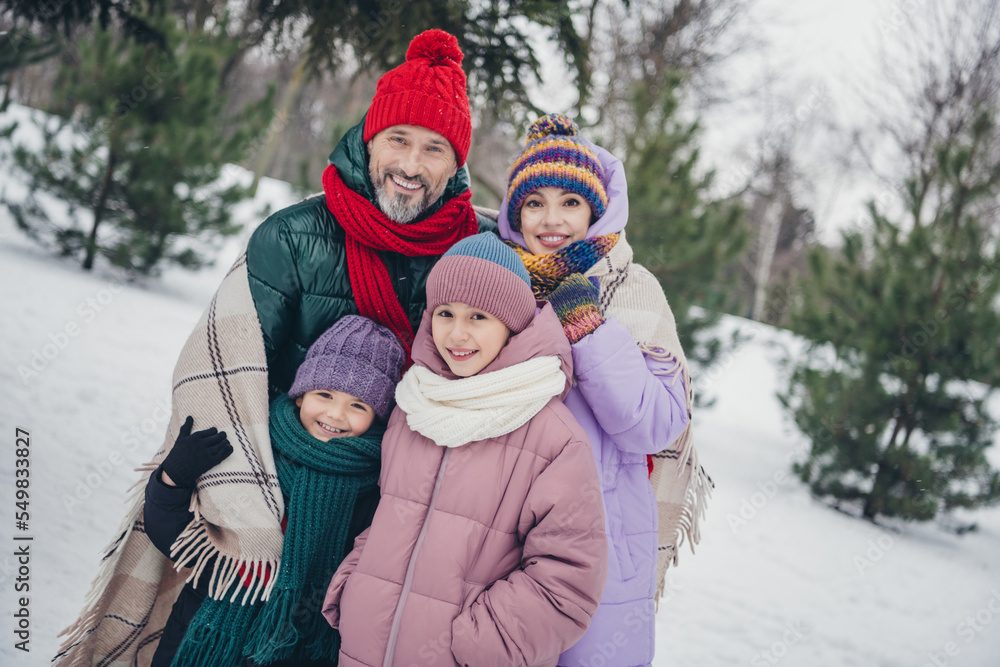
507 234 619 298
171 395 382 667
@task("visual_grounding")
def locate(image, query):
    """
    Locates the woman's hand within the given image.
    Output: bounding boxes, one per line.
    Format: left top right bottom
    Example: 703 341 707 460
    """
545 273 605 343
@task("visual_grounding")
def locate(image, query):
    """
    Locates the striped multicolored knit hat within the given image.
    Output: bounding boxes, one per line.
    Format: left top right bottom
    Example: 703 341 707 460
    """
506 113 608 230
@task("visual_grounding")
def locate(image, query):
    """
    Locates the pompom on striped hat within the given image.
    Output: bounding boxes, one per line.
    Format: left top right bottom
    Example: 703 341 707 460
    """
506 113 608 230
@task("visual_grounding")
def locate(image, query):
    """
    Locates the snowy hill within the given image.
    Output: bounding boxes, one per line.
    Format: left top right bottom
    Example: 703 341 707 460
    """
2 103 999 666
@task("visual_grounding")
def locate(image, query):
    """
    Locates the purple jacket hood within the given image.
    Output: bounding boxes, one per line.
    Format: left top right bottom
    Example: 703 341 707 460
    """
498 143 629 245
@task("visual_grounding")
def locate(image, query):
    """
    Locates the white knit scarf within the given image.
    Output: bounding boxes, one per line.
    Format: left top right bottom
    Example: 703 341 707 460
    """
394 356 566 448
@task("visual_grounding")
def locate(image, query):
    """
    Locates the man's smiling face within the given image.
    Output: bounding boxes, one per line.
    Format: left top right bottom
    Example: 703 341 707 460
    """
367 124 459 224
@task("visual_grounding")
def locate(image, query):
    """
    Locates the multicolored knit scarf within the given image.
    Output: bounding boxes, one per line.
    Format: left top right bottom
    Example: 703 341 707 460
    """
171 395 382 667
507 234 619 298
322 164 479 358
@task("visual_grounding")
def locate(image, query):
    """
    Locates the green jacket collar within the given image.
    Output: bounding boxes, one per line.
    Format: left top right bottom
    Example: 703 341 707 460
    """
328 117 472 220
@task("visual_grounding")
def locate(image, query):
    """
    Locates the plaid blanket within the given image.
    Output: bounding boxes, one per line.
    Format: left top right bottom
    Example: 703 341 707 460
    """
54 253 285 666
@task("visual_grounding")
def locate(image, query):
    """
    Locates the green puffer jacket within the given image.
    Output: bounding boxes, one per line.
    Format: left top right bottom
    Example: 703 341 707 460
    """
247 119 496 399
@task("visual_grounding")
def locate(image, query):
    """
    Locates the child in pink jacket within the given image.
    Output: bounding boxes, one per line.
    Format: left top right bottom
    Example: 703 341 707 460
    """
323 233 608 667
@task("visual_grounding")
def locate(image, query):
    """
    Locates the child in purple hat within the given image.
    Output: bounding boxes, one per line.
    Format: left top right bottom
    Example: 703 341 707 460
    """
143 315 405 667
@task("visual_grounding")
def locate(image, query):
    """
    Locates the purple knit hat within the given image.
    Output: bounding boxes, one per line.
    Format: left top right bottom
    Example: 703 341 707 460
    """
288 315 406 421
426 233 536 333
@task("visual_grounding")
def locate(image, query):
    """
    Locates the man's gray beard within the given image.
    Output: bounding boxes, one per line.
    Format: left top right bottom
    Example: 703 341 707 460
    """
370 169 438 224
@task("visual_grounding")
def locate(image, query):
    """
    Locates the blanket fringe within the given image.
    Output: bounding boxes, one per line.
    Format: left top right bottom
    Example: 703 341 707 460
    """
640 344 685 385
652 447 714 608
644 350 714 611
170 519 280 606
56 462 155 646
645 350 696 472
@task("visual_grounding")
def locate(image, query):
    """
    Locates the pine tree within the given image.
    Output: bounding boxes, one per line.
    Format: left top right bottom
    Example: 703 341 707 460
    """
0 0 165 48
620 75 748 362
0 28 61 109
781 108 1000 523
245 0 588 120
5 9 273 275
1 0 587 121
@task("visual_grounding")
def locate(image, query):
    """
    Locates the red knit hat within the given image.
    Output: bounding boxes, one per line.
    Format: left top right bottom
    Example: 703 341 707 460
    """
363 29 472 165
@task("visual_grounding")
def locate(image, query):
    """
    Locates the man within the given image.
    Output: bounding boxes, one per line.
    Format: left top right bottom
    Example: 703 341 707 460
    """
247 28 492 397
54 29 490 667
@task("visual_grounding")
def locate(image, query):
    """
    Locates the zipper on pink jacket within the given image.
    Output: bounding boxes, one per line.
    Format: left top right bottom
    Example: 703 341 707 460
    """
383 448 451 667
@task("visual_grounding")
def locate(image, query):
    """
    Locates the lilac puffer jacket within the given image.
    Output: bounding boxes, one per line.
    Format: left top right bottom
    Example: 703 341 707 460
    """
499 146 689 667
323 304 609 667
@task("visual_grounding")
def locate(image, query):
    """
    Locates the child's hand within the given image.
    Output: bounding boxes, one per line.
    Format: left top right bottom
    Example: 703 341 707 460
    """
545 273 604 344
160 416 233 488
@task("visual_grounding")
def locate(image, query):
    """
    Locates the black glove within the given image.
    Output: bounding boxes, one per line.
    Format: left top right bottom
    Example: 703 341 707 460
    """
161 416 232 488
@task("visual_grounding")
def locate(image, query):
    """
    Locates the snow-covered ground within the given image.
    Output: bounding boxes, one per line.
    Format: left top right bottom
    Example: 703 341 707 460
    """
2 103 1000 666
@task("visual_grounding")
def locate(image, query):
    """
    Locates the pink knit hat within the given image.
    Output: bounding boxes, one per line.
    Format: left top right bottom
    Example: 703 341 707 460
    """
425 233 535 333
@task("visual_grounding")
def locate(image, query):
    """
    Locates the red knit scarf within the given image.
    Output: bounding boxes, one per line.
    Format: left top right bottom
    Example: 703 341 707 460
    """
322 164 478 358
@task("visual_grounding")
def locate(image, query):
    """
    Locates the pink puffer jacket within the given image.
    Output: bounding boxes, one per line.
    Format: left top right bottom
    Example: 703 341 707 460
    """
323 304 608 667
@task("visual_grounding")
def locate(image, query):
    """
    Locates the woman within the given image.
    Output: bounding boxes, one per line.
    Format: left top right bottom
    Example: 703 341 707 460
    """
498 113 711 667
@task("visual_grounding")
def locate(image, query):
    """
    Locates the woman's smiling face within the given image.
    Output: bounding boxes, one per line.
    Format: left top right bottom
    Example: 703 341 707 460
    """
518 187 593 255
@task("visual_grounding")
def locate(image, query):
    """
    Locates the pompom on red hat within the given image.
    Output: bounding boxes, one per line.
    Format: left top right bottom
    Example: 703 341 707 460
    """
364 29 472 166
